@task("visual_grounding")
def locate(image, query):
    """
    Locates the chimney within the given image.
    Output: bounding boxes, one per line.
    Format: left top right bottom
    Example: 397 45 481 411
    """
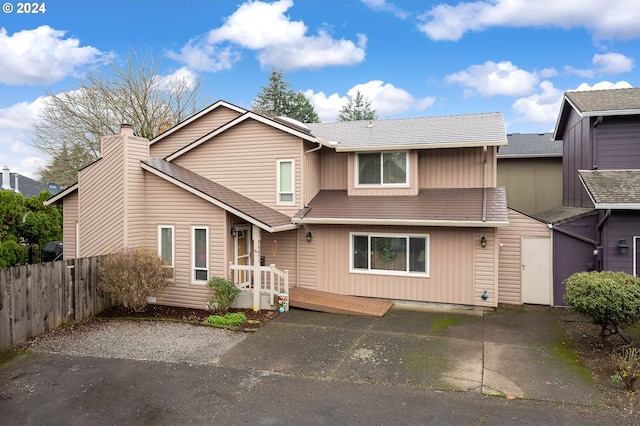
1 166 11 190
120 123 134 136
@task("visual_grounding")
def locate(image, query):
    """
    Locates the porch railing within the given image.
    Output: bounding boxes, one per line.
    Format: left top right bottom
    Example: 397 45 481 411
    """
228 262 289 310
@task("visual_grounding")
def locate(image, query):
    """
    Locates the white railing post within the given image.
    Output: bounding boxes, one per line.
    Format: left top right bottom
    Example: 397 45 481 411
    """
269 264 276 306
283 270 289 311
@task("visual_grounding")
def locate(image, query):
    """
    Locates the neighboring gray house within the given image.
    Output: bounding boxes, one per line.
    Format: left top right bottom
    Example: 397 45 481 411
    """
498 133 563 215
1 166 46 198
537 87 640 304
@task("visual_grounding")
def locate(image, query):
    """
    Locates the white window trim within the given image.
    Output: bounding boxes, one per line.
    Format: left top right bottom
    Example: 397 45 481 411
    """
277 158 295 205
192 226 209 284
158 225 175 278
356 151 409 187
349 232 429 277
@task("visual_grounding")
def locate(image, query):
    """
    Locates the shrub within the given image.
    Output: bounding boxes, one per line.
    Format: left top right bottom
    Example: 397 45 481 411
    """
205 312 247 327
564 271 640 344
611 347 640 390
206 276 240 312
99 247 172 312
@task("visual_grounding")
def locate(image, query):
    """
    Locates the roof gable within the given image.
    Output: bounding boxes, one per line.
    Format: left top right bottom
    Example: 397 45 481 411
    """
306 112 507 151
554 88 640 139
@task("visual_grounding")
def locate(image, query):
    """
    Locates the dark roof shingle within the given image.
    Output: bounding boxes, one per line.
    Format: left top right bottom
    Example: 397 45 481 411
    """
579 169 640 208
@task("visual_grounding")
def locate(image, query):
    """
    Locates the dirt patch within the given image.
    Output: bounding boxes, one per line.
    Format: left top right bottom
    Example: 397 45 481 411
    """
96 304 281 332
561 317 639 418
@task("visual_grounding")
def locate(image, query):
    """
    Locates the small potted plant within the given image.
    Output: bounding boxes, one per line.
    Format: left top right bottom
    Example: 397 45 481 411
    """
277 293 288 313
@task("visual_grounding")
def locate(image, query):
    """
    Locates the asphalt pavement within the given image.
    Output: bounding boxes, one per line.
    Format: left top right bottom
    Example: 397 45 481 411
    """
0 305 632 425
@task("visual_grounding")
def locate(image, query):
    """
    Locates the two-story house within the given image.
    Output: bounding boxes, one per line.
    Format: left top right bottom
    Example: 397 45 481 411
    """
46 100 511 311
540 87 640 304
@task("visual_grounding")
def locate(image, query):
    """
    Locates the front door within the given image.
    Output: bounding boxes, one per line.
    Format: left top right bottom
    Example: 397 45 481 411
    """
234 226 251 287
521 236 552 305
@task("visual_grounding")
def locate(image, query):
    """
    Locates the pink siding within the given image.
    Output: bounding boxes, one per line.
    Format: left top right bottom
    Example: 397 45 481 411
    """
145 173 227 309
62 191 78 259
304 143 321 206
419 147 497 188
320 149 348 190
497 209 551 305
150 106 243 159
474 228 498 307
124 136 149 247
314 225 482 305
78 135 126 257
173 119 304 216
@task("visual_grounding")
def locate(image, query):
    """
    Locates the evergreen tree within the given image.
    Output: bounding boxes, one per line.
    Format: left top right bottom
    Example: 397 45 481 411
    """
338 90 377 121
253 68 319 123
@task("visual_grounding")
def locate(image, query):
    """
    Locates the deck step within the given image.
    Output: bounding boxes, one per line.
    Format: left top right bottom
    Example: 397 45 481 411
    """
288 287 393 317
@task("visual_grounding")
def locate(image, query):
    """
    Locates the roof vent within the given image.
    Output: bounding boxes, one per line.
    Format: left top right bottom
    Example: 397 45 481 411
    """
367 120 373 128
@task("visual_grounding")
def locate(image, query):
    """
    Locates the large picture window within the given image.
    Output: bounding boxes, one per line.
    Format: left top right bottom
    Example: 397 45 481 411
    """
158 225 174 278
277 159 294 205
192 226 209 282
351 233 428 276
357 152 407 186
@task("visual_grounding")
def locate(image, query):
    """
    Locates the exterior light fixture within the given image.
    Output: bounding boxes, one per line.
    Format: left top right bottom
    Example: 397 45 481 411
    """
618 239 629 255
480 235 487 248
306 231 313 242
230 227 237 238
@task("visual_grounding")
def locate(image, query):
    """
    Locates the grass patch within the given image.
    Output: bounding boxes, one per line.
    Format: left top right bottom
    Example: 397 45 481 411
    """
431 317 460 332
0 349 31 367
205 312 247 327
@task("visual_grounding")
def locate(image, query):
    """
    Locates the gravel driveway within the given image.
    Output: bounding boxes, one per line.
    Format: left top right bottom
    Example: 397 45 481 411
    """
19 320 246 365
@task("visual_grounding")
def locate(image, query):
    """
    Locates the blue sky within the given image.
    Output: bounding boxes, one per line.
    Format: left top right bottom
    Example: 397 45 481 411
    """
1 0 638 179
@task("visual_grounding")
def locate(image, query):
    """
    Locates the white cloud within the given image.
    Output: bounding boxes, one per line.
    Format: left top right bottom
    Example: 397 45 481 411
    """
417 0 640 42
0 26 104 85
592 52 634 74
573 80 633 91
360 0 410 19
169 0 366 72
511 81 564 124
153 67 198 94
305 80 435 122
0 97 49 178
445 61 543 97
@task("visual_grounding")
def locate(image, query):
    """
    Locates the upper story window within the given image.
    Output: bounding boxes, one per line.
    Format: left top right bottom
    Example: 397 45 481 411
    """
357 152 407 186
277 159 294 205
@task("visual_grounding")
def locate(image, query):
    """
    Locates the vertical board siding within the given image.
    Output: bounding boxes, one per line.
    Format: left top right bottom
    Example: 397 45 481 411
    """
420 147 496 188
314 225 478 305
174 119 303 216
0 257 115 350
149 107 243 159
124 136 149 247
562 111 592 207
596 118 640 169
144 173 225 309
497 209 551 305
474 229 498 307
304 145 321 205
298 225 318 288
320 149 348 190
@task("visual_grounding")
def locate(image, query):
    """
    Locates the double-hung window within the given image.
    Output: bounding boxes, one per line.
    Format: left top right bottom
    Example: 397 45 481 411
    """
192 226 209 282
277 159 294 205
357 152 407 186
351 233 428 276
158 225 174 278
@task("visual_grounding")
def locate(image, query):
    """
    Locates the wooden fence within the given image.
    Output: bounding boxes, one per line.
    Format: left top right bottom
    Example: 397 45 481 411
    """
0 256 114 350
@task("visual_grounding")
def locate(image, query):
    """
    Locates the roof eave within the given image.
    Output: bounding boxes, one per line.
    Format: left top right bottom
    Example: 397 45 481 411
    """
292 217 509 227
335 140 508 152
43 183 79 205
593 203 640 210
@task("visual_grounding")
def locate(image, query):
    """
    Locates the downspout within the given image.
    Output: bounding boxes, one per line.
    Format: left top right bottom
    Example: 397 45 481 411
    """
592 116 603 170
303 143 322 207
595 209 611 271
482 146 487 222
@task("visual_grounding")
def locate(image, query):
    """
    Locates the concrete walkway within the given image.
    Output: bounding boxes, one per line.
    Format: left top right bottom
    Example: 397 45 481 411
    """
219 305 603 406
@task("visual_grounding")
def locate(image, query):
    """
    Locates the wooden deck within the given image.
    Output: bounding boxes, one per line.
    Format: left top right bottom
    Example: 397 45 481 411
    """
288 287 393 317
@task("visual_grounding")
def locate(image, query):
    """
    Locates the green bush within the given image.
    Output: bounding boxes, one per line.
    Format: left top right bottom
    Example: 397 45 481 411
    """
564 271 640 344
99 247 172 312
206 276 240 312
205 312 247 327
